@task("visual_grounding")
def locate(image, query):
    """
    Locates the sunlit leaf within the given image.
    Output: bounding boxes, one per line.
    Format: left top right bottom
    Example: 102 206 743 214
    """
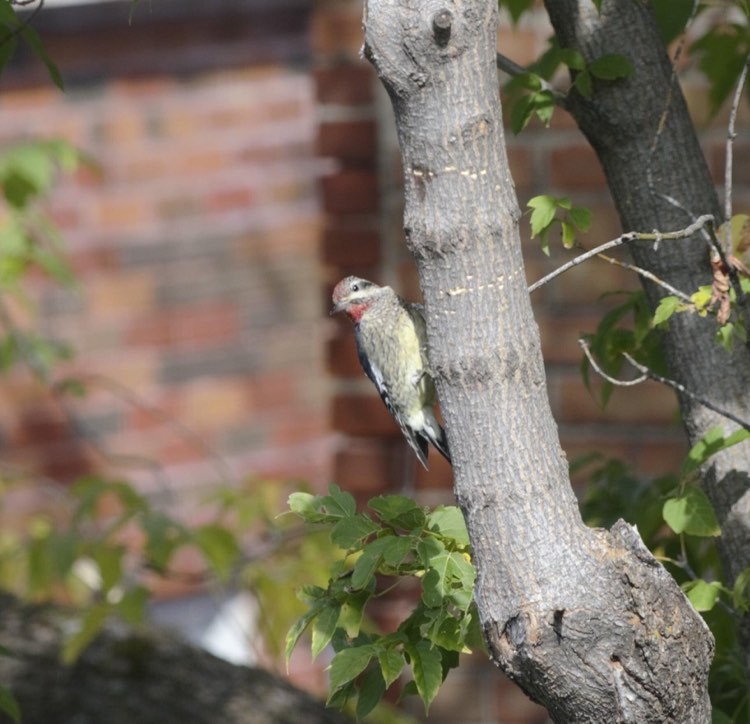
663 487 721 537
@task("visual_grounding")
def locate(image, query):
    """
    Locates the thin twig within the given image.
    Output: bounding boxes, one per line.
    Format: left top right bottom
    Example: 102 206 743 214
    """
578 339 647 387
528 214 714 294
723 56 750 255
496 51 567 106
621 351 750 432
580 338 750 431
596 253 693 304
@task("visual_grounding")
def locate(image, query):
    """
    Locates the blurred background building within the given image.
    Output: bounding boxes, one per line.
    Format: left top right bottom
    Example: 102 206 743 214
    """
0 0 743 721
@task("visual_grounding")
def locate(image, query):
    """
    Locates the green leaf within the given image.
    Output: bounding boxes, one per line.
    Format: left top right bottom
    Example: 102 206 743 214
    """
0 684 21 724
588 54 633 80
528 195 559 238
692 24 750 115
663 487 721 537
311 603 340 659
339 590 370 637
573 69 593 98
407 640 442 712
501 0 535 24
351 542 384 590
0 31 17 79
331 514 379 550
569 205 592 232
289 485 356 524
558 48 586 71
426 506 469 547
62 603 111 663
117 585 149 625
31 246 75 285
141 512 188 571
683 579 722 612
684 425 750 476
652 295 682 327
561 220 576 249
531 90 556 127
20 23 64 89
509 94 537 135
378 648 405 688
732 567 750 613
369 495 424 529
356 666 386 720
286 603 321 664
93 545 124 593
651 0 695 44
328 645 375 695
380 535 413 567
193 524 241 582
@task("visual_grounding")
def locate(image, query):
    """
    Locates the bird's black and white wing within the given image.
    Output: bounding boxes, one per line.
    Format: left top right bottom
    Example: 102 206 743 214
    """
355 334 429 467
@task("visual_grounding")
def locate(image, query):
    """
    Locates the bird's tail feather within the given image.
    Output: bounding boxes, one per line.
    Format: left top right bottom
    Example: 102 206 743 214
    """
423 409 451 464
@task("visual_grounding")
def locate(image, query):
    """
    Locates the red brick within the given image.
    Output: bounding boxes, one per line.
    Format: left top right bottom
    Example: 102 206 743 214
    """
327 331 362 377
321 170 379 214
537 311 605 365
549 145 607 190
207 187 255 212
506 144 534 193
321 220 380 267
333 440 399 493
332 394 400 437
126 303 240 348
310 5 366 60
315 65 375 106
415 451 453 489
318 120 377 165
554 372 678 425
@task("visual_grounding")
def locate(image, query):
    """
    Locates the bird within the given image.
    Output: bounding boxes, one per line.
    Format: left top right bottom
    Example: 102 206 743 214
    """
331 275 451 469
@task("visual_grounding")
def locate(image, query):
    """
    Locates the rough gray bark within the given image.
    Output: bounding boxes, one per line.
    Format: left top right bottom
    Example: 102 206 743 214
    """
362 0 714 720
0 594 349 724
543 0 750 648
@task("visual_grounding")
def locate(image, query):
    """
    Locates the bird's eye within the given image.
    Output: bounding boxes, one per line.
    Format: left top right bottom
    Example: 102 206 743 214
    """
351 283 359 292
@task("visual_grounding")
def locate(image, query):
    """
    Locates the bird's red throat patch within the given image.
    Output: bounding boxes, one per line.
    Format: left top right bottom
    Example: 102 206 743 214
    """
345 302 369 323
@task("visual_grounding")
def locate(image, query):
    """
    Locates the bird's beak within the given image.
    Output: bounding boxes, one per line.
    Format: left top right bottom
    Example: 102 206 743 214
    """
330 300 345 316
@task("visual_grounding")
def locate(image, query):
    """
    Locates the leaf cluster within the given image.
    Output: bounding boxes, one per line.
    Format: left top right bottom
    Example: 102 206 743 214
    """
580 290 667 407
287 485 480 718
505 41 632 134
527 194 592 254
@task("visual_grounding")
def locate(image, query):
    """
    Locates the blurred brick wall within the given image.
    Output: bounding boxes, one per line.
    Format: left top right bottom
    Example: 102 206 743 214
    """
0 0 333 509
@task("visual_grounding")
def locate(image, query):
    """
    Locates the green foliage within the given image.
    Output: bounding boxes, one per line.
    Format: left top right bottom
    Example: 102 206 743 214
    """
527 195 592 254
662 487 720 537
498 0 535 25
287 485 480 716
504 41 632 133
0 0 63 88
692 18 750 115
650 0 696 44
580 290 667 406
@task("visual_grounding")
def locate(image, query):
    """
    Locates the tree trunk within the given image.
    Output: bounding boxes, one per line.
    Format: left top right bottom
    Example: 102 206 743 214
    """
0 594 349 724
544 0 750 651
362 0 714 720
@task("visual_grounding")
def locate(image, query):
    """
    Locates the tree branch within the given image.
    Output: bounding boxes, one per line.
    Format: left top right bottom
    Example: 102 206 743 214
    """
723 56 750 254
595 253 693 304
579 338 750 433
527 214 714 294
495 51 567 106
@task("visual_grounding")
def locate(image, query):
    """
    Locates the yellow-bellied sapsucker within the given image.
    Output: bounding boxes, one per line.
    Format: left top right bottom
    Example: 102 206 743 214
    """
331 276 451 469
